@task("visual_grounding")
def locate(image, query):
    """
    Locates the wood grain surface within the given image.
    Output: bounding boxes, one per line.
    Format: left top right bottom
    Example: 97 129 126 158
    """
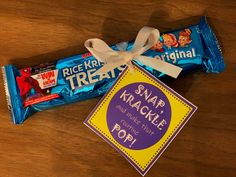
0 0 235 177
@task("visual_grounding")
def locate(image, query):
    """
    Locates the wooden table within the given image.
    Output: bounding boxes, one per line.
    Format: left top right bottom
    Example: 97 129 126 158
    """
0 1 235 177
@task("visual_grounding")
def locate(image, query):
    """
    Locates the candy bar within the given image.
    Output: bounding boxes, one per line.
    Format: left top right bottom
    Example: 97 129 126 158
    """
2 16 224 124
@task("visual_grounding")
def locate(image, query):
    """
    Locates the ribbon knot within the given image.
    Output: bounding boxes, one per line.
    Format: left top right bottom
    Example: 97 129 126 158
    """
115 51 136 71
84 26 182 78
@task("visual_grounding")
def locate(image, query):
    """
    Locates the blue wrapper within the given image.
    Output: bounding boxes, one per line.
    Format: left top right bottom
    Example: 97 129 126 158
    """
2 16 225 124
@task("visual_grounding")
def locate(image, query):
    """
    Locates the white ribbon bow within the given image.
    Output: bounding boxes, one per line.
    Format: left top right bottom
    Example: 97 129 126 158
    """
84 26 182 78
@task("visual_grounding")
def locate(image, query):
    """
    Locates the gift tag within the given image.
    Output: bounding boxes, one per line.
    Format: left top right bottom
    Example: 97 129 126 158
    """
84 63 197 176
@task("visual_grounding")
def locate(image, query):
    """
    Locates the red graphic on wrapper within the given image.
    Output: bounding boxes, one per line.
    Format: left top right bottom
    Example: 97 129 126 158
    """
16 68 45 101
16 67 59 107
23 94 60 107
82 52 92 59
34 70 57 89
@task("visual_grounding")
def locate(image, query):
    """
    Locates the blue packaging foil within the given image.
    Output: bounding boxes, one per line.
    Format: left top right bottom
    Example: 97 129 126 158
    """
2 16 225 124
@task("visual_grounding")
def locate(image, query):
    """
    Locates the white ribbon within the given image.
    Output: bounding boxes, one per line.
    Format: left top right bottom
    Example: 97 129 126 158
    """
84 26 182 78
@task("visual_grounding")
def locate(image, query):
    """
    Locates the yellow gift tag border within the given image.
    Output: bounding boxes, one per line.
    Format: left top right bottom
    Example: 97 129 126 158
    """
88 66 192 170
